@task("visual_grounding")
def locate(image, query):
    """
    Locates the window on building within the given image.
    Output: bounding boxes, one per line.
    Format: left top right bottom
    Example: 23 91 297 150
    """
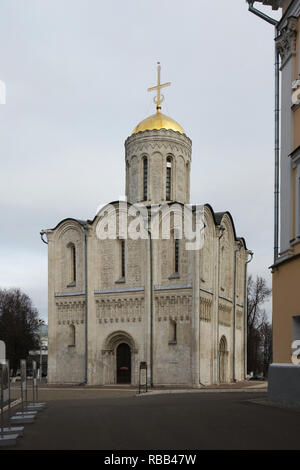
143 156 148 201
292 316 300 363
169 229 180 280
292 316 300 342
169 319 177 344
67 243 76 286
175 238 179 273
121 239 125 278
69 324 75 347
116 239 126 283
166 157 172 200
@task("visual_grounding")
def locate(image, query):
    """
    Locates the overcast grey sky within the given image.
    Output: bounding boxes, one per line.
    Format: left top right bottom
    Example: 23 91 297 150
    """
0 0 280 321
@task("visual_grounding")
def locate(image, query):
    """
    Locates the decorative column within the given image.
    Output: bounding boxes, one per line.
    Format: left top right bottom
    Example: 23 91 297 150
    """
276 16 298 69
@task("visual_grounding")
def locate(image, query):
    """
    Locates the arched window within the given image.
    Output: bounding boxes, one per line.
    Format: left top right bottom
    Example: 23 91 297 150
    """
166 156 172 200
169 229 180 279
175 238 179 273
143 156 148 201
69 324 75 347
219 335 228 383
67 243 76 285
116 239 126 283
121 239 125 279
169 319 177 344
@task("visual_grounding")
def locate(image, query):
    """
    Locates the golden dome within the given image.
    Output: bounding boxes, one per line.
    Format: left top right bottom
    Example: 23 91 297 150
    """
132 110 185 135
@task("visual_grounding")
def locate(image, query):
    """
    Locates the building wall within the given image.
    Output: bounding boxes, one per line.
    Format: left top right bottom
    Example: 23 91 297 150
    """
45 203 247 386
45 119 248 386
125 129 192 205
273 256 300 363
272 2 300 365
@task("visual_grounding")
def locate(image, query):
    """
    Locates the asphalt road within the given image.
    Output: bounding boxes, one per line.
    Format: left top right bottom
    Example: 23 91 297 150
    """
4 391 300 450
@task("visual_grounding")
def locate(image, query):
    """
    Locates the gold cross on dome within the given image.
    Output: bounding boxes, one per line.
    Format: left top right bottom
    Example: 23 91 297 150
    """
147 62 171 113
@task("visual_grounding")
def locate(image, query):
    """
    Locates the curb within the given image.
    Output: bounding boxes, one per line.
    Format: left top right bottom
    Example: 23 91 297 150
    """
136 388 267 397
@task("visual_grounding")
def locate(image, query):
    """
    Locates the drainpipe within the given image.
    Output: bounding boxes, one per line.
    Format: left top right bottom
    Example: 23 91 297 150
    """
244 250 254 379
197 214 206 387
198 256 206 388
246 2 280 263
216 225 225 384
274 34 280 263
145 212 154 388
193 233 201 387
83 226 88 384
40 230 48 381
143 211 154 388
233 241 242 382
149 229 153 388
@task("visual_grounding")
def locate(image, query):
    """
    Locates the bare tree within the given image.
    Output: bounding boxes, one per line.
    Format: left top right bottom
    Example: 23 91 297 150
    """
0 288 41 374
259 314 273 377
247 275 272 376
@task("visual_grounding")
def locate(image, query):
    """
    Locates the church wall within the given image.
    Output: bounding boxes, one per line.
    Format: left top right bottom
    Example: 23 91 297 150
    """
199 208 218 385
154 290 192 385
91 215 146 291
150 151 164 202
175 155 186 203
200 208 216 292
235 309 244 381
90 292 146 385
219 220 234 301
129 155 140 203
126 238 145 285
96 321 145 386
154 229 193 287
51 295 86 383
199 312 214 385
53 321 85 383
84 211 148 385
47 221 86 384
98 239 119 288
56 226 85 294
47 212 247 385
45 123 249 387
154 316 192 385
219 323 233 382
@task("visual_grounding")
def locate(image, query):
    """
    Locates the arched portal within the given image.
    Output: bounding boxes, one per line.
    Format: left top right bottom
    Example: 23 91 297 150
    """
102 331 137 385
219 336 228 383
116 343 131 384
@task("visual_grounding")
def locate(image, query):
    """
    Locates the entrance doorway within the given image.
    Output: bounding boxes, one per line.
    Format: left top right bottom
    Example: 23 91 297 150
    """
219 336 228 383
116 343 131 384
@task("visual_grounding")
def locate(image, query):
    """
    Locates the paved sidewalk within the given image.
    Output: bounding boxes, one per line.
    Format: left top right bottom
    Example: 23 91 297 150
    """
9 379 267 401
10 379 267 392
10 387 136 402
3 391 300 450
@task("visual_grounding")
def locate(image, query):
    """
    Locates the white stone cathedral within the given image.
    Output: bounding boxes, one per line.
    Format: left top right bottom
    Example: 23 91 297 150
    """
42 66 250 387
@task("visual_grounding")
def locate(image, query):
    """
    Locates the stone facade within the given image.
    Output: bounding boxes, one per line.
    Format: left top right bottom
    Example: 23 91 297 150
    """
125 129 191 205
44 120 250 387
